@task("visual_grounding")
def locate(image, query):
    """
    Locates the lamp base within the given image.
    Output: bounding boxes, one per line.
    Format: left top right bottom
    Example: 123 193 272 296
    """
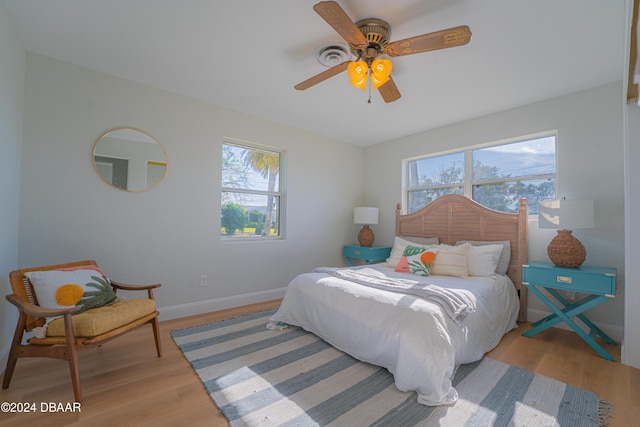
357 225 375 247
547 229 586 268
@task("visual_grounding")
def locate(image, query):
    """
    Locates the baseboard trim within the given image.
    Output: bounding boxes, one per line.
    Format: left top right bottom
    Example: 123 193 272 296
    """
526 307 623 342
158 287 287 321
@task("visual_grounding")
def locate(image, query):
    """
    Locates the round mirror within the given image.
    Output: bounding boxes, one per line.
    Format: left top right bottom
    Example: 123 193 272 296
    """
93 128 167 192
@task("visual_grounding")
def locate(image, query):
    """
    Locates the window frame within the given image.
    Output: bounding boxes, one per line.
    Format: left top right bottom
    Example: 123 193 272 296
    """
402 132 557 214
221 138 285 241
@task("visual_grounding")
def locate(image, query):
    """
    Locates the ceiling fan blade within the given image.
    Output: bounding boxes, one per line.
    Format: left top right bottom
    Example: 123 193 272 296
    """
385 25 471 57
378 77 401 103
294 61 349 90
313 1 368 50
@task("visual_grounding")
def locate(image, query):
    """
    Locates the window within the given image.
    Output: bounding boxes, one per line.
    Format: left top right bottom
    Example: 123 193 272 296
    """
221 140 283 239
404 134 556 214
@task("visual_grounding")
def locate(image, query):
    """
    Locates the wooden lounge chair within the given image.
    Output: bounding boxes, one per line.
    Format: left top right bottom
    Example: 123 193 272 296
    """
2 260 161 402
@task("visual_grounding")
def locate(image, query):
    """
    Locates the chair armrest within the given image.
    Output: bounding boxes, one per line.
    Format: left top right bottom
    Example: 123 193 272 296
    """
110 281 161 300
110 281 161 291
5 294 80 318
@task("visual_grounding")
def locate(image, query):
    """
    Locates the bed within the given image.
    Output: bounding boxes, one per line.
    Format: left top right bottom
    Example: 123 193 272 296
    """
270 195 529 406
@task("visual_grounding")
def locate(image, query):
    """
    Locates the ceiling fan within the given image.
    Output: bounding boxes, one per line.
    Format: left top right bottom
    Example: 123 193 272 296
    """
295 1 472 103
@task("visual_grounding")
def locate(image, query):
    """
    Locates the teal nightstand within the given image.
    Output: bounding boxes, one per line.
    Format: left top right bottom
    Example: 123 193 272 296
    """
343 245 391 266
522 261 617 361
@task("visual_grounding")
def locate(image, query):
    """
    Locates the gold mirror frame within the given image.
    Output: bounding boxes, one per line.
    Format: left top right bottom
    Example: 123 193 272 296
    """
93 128 168 192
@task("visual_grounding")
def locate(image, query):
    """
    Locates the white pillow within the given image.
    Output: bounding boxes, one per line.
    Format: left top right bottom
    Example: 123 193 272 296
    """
467 244 504 276
400 235 439 246
25 268 116 313
386 236 439 267
431 243 471 278
456 240 511 275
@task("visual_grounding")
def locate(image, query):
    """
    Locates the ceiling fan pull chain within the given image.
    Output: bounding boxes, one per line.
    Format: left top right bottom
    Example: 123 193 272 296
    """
367 68 372 103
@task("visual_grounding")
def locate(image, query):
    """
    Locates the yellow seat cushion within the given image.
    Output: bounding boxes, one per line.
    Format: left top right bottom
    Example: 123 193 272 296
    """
46 298 156 337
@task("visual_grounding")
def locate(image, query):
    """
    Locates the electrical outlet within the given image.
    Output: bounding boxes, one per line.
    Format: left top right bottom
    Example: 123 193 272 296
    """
199 275 207 287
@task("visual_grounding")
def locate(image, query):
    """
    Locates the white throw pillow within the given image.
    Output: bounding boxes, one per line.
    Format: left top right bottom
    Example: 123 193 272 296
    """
467 244 504 276
25 268 116 313
456 240 511 275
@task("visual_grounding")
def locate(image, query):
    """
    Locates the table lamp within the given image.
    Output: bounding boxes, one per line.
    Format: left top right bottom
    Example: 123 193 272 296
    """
538 198 594 268
354 207 379 247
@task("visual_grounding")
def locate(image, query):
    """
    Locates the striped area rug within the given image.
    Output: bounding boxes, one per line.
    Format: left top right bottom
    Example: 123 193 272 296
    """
171 310 612 426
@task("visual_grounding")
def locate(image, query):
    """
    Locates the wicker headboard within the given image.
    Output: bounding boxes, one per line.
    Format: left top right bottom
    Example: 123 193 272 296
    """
396 194 528 322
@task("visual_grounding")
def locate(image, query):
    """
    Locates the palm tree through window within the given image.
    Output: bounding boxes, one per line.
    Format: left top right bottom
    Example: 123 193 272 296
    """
221 141 283 239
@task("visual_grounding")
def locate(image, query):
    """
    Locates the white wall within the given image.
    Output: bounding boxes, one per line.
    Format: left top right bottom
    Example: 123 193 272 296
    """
624 101 640 368
7 48 635 367
19 53 364 318
0 3 25 371
363 82 626 340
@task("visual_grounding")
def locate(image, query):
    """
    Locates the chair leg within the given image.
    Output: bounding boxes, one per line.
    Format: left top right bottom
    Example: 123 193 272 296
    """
2 312 27 390
63 313 83 403
151 316 162 357
67 347 82 403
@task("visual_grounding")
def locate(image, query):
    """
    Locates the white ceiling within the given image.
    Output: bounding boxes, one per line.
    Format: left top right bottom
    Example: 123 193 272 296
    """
3 0 626 146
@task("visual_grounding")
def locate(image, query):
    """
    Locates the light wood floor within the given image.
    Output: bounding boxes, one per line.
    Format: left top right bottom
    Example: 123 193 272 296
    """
1 300 638 427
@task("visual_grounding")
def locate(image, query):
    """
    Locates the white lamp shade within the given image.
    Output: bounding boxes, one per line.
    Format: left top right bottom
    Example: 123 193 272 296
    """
538 199 594 229
354 207 379 225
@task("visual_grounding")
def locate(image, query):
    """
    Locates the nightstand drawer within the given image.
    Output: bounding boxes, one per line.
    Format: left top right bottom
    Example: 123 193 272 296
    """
523 262 616 296
343 245 391 266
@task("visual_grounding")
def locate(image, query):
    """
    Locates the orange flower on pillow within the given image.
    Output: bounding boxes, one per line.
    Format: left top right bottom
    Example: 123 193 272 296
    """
405 248 439 276
420 251 436 265
55 283 85 306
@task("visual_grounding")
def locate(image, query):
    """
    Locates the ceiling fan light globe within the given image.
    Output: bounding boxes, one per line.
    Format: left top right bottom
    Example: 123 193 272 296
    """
371 75 390 89
347 61 368 90
371 58 392 89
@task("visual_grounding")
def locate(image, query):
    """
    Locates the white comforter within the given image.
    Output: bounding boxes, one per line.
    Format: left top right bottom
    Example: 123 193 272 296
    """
269 264 519 406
